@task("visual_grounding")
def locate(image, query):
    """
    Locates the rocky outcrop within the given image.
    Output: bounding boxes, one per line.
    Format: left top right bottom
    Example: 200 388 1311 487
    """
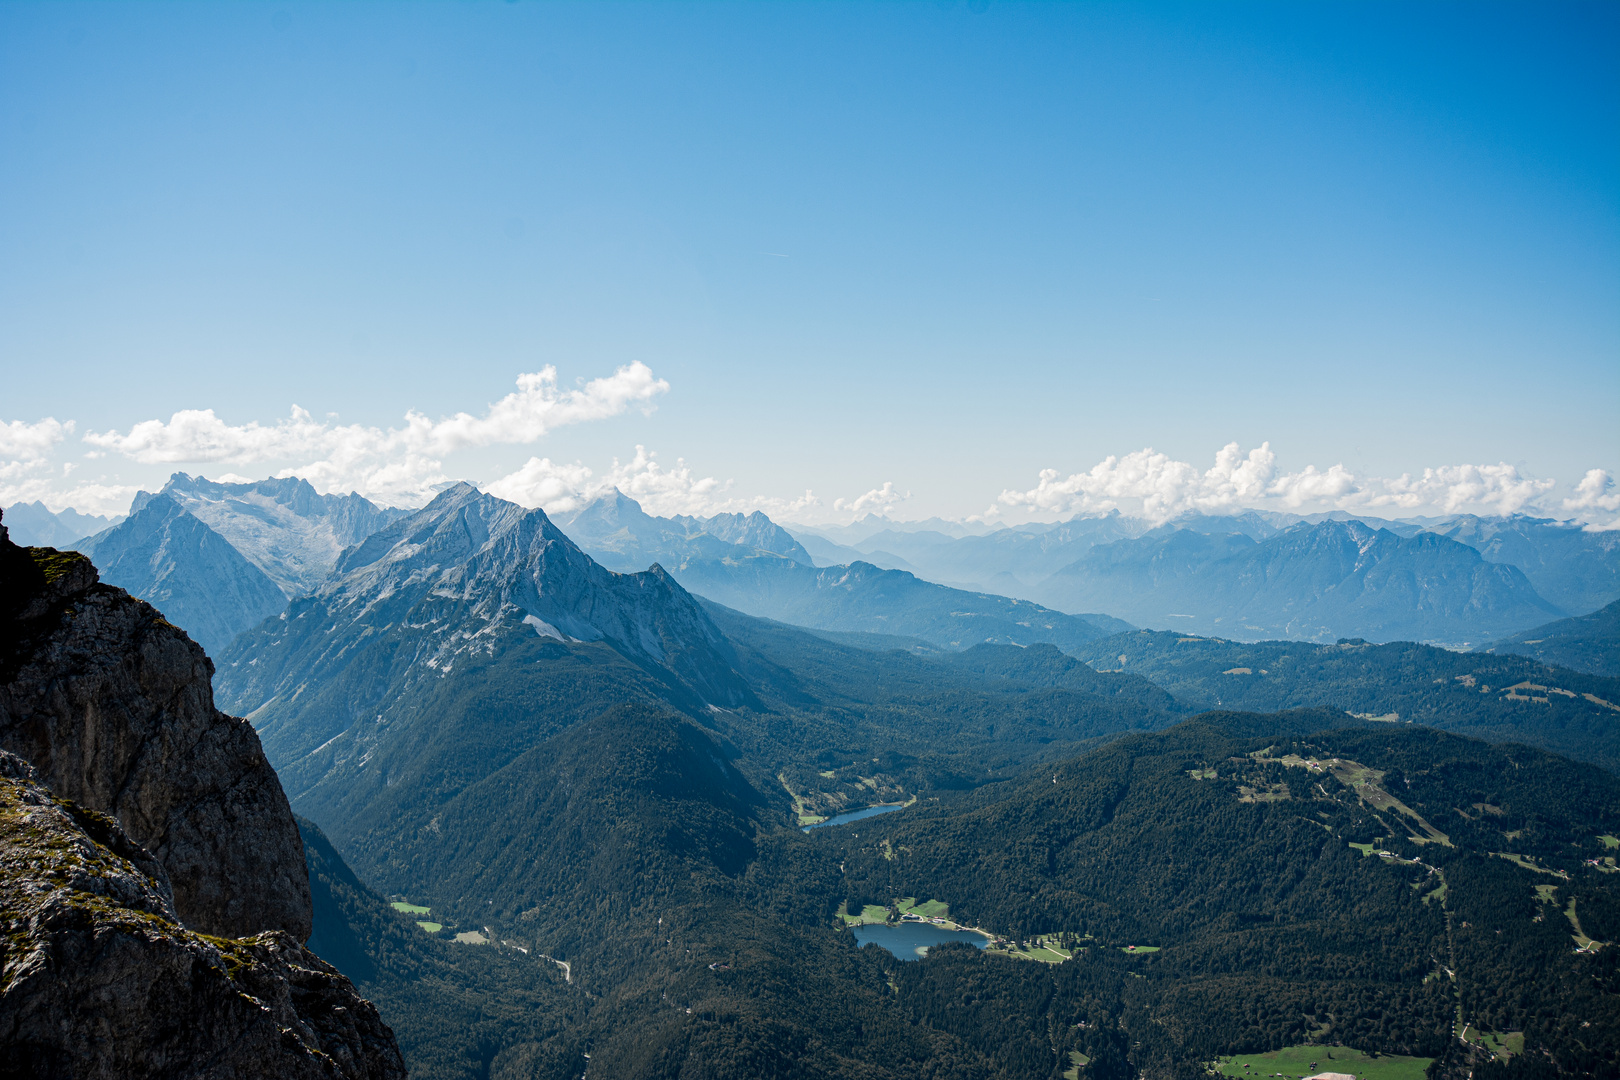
0 750 405 1079
0 517 311 940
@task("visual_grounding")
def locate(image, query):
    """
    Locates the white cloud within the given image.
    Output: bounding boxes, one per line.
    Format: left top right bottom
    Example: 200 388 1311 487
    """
1565 469 1620 531
1346 463 1555 516
1565 469 1620 513
997 443 1579 526
0 418 72 461
997 443 1290 522
483 457 600 514
487 445 825 521
80 364 668 504
834 481 909 517
605 446 728 516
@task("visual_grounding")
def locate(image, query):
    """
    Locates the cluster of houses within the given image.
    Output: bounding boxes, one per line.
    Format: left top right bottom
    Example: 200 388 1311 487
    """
900 912 948 925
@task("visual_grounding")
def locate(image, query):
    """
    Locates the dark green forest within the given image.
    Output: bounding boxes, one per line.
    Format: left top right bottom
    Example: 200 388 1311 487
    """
302 704 1620 1079
1066 631 1620 771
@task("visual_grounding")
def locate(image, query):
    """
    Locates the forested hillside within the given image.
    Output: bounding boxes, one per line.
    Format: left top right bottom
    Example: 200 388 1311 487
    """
828 714 1620 1078
1483 599 1620 678
294 705 1620 1079
1068 630 1620 772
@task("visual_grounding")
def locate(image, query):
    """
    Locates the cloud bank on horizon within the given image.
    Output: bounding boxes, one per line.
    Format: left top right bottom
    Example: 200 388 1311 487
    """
2 367 1616 530
993 443 1620 527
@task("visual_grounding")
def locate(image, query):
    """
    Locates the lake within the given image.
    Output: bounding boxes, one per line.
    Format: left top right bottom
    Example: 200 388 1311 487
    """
802 804 904 832
853 922 990 960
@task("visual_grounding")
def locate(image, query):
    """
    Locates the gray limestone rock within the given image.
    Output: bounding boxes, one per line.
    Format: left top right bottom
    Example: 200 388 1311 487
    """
0 520 312 940
0 749 405 1080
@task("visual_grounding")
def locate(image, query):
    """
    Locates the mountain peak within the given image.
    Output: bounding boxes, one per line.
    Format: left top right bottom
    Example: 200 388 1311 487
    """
224 485 753 722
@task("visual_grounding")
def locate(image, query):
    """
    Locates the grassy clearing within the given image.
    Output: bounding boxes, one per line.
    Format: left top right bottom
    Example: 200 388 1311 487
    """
1601 835 1619 850
416 920 442 933
1564 898 1600 949
1460 1026 1525 1061
1493 851 1568 878
453 930 489 945
1020 946 1070 962
1216 1044 1430 1080
1119 944 1160 955
1062 1050 1091 1079
897 897 949 919
838 902 893 926
1348 842 1374 856
986 931 1087 963
840 897 956 926
779 773 828 826
390 901 431 915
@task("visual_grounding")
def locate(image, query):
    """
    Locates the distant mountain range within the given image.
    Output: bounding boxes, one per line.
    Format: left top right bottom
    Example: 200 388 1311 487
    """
72 494 289 657
67 474 406 656
795 510 1617 645
129 473 408 597
44 472 1620 658
1038 518 1564 645
554 491 1129 653
792 509 1619 615
549 489 814 570
0 500 122 546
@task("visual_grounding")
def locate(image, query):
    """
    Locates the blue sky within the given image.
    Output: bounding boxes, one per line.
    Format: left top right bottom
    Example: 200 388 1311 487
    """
1 1 1616 523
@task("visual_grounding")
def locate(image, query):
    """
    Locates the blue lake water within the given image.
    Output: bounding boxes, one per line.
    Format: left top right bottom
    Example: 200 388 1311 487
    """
801 804 904 832
853 922 990 960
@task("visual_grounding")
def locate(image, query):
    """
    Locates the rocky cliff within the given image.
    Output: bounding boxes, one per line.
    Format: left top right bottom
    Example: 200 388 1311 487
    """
0 749 405 1079
0 518 310 940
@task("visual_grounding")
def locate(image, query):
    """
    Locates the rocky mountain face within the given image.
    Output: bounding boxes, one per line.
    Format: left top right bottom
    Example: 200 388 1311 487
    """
0 511 403 1078
136 472 408 598
71 493 289 656
668 508 811 562
1040 518 1564 644
1418 512 1620 615
0 750 405 1080
0 521 309 939
218 484 751 726
552 489 813 570
0 500 121 547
